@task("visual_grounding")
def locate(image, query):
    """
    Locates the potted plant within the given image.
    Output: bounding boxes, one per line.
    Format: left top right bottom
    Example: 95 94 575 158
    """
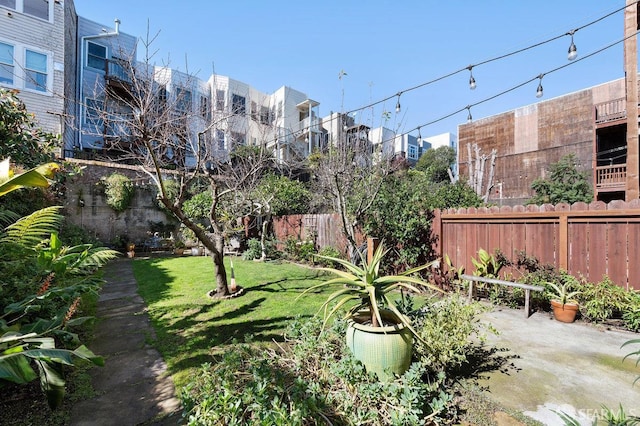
126 242 135 258
547 281 580 323
174 240 186 255
300 241 443 380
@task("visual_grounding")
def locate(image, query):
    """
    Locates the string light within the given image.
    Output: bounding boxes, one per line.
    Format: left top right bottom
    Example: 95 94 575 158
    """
342 2 631 119
244 3 639 152
468 66 476 90
536 74 544 98
417 126 422 143
567 30 578 61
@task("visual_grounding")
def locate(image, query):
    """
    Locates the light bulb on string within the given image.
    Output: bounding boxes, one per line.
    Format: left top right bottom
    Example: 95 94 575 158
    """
395 93 401 113
468 66 476 90
466 106 472 123
567 30 578 61
417 127 422 143
536 74 544 98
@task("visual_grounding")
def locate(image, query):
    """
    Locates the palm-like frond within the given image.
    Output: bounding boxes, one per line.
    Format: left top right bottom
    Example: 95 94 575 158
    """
1 206 63 248
66 247 120 274
0 209 19 228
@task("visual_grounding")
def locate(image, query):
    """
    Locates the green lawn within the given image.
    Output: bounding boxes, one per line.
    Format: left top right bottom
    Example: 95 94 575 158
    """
131 256 337 387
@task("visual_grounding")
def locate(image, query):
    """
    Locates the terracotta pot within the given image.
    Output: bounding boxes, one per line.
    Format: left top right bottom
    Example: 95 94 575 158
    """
346 310 413 380
550 299 579 323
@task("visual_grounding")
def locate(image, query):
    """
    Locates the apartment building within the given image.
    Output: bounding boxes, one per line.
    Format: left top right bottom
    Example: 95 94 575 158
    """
1 5 443 168
75 15 137 156
0 0 77 154
369 126 432 166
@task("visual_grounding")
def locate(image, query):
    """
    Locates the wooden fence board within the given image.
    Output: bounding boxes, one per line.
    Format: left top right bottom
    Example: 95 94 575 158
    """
628 223 640 290
587 222 607 283
569 223 589 279
607 222 627 287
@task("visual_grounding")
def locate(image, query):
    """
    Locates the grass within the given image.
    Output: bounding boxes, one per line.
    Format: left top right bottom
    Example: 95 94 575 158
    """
131 256 341 387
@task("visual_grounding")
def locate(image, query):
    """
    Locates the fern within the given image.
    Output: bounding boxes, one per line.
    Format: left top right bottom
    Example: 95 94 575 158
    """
1 206 63 247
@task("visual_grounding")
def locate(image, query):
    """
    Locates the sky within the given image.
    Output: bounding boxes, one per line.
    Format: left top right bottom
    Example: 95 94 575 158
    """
75 1 632 139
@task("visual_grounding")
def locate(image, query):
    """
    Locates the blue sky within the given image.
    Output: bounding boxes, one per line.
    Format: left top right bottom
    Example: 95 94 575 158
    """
76 1 630 138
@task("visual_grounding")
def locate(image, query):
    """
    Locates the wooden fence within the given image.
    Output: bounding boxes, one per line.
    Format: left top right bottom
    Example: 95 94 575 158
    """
272 214 355 256
433 200 640 291
273 201 640 291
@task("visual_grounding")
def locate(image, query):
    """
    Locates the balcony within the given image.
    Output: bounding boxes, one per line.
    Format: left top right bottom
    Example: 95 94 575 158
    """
594 98 626 125
595 164 626 192
104 58 134 100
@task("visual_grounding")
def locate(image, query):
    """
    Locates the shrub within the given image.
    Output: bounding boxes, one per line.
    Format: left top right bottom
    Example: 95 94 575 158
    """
283 236 316 263
103 173 134 213
411 294 492 372
242 238 262 260
315 245 342 268
578 276 636 323
180 315 458 425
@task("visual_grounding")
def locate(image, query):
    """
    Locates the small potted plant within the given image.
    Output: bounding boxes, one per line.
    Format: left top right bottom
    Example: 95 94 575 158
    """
547 281 580 323
126 242 135 258
173 240 186 255
299 240 443 380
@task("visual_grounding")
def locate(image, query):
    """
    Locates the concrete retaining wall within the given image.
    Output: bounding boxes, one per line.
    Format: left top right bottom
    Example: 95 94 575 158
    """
62 159 178 247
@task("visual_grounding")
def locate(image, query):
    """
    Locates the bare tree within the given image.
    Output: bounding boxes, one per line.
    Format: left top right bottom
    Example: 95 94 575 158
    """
309 119 397 257
466 143 496 203
87 32 274 297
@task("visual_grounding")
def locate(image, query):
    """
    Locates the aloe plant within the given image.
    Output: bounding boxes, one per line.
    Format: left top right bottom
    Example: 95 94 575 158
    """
300 241 443 336
547 281 580 306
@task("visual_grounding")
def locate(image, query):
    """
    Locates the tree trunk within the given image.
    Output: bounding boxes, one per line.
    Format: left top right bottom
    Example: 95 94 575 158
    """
210 232 229 297
260 213 271 261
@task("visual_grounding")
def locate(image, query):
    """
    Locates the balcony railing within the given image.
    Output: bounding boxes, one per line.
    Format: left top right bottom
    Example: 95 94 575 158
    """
594 98 626 124
595 164 626 189
293 117 321 135
105 58 131 83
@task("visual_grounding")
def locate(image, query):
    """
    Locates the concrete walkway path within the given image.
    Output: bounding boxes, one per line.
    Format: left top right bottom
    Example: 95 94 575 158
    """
70 258 181 426
479 306 640 425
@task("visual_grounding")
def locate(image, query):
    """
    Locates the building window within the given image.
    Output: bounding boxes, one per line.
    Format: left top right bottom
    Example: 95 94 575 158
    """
0 0 51 21
215 89 225 111
24 49 47 92
176 87 192 113
23 0 49 20
408 145 418 160
0 0 16 9
250 101 257 121
215 129 225 151
260 106 269 125
85 98 103 127
87 41 107 71
157 85 167 105
231 94 245 115
200 95 210 120
0 42 14 85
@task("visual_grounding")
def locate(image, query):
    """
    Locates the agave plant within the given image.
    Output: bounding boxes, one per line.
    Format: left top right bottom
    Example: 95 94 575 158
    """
301 241 444 336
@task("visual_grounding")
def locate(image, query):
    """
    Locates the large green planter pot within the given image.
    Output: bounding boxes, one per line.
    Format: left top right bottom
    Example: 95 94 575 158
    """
346 310 413 381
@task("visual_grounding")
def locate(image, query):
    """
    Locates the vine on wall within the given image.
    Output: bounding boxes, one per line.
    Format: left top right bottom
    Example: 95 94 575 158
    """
103 173 134 213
